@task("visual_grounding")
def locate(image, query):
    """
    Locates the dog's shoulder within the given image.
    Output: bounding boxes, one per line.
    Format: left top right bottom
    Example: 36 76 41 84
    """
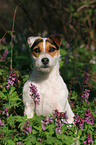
58 75 68 88
23 80 30 89
23 79 32 98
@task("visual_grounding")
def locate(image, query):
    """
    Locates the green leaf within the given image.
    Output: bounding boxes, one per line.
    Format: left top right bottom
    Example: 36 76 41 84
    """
57 134 74 145
22 74 29 82
36 143 42 145
0 91 7 100
14 115 24 122
71 91 78 100
1 126 8 134
19 120 27 131
45 124 54 135
33 126 42 132
78 130 82 136
60 49 67 56
7 115 15 127
24 135 36 144
32 129 38 135
0 69 3 75
7 115 24 128
9 87 16 95
5 139 15 145
47 136 62 145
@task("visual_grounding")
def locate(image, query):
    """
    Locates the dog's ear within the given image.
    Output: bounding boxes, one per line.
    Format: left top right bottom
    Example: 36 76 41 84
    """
27 36 41 47
49 36 62 48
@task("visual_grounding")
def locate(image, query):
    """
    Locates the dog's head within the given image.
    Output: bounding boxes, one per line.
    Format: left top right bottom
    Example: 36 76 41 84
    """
27 36 62 72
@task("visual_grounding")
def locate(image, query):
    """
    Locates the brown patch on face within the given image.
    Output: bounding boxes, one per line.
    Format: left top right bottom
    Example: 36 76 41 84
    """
32 40 44 58
45 38 59 57
31 37 60 58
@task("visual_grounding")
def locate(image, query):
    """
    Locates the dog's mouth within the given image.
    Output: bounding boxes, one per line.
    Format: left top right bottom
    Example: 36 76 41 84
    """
36 64 53 72
37 65 52 72
41 65 49 68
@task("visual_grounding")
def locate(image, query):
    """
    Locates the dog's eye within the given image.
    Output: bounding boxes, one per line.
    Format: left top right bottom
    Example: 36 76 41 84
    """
33 47 41 53
49 47 56 52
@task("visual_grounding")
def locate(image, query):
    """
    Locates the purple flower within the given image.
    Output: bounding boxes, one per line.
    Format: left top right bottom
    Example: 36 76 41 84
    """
0 48 8 61
62 111 68 121
1 38 7 45
65 41 70 48
75 109 94 131
46 116 53 125
53 110 68 121
74 113 80 122
55 119 62 134
0 120 5 126
74 113 84 130
2 108 9 116
16 142 24 145
39 138 42 143
85 44 89 50
84 109 94 125
41 110 68 133
22 121 32 134
54 110 59 116
41 116 53 131
6 71 16 90
83 133 93 145
29 83 40 104
82 89 90 103
84 72 90 84
41 120 46 131
53 110 68 134
53 110 60 119
77 117 84 130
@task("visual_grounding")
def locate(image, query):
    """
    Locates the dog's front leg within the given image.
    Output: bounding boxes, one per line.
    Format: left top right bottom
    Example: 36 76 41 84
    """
64 100 74 123
24 102 34 118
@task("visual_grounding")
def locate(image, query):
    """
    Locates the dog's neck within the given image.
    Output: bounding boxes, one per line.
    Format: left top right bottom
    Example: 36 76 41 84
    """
31 62 60 82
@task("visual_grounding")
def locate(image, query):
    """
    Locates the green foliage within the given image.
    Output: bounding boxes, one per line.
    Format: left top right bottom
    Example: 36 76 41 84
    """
0 87 22 109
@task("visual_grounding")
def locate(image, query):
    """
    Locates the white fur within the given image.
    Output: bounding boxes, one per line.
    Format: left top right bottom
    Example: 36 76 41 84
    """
43 38 47 52
23 37 74 123
27 36 41 47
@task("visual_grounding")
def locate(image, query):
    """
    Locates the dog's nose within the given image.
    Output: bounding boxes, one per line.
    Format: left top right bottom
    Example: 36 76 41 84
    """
41 58 49 65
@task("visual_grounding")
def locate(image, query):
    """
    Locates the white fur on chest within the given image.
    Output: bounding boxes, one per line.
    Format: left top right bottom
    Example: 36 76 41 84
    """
23 65 68 115
33 75 68 116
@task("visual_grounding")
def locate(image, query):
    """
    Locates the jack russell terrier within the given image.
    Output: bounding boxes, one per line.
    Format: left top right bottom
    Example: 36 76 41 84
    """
23 36 74 123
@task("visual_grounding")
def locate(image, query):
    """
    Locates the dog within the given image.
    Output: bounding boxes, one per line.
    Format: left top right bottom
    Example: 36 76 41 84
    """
23 36 74 123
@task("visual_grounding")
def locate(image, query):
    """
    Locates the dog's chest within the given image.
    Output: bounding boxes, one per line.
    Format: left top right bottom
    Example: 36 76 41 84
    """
34 80 60 115
35 80 58 101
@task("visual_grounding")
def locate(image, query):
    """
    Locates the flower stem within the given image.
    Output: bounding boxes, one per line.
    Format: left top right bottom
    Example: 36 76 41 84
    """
10 6 18 73
34 103 36 116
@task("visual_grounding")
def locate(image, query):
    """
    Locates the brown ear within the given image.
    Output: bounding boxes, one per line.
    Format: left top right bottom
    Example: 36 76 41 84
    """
49 36 62 47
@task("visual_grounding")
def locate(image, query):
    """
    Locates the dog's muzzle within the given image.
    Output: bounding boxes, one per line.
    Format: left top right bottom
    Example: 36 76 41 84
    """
41 58 49 68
